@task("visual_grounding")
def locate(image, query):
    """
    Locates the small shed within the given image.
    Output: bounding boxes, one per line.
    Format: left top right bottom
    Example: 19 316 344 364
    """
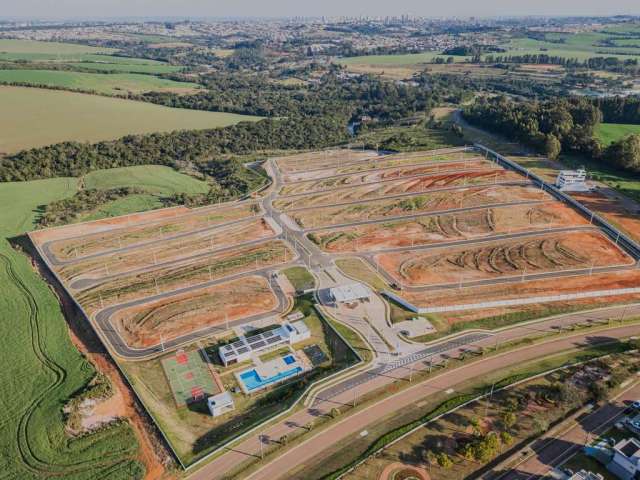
207 391 235 417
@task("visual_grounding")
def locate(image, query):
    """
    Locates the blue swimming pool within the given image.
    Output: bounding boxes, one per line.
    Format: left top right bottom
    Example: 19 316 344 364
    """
239 365 302 392
283 354 296 365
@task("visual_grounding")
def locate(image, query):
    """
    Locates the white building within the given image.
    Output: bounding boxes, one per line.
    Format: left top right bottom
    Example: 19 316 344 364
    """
207 391 235 417
328 283 371 304
608 437 640 480
218 320 311 367
555 169 589 192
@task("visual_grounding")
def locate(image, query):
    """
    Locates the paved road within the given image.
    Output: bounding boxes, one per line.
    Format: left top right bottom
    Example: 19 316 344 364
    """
490 381 640 480
189 323 640 480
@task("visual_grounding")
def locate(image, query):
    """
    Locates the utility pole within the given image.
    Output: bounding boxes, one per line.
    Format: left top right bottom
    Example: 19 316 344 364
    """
483 382 495 419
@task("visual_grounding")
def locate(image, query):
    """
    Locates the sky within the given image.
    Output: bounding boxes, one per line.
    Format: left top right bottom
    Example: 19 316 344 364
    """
2 0 640 20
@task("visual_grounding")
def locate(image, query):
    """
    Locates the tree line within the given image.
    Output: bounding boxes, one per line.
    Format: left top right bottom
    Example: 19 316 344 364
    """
463 95 640 172
0 115 347 182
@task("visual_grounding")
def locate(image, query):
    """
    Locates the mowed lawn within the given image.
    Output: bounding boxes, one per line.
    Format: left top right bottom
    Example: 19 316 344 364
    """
0 86 263 153
0 69 198 95
596 123 640 145
0 177 144 479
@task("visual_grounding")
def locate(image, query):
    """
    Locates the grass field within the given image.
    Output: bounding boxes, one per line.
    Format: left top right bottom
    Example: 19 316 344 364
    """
0 69 198 95
79 165 210 221
0 39 181 74
282 266 316 291
596 123 640 145
0 177 144 479
0 39 117 57
0 86 263 153
83 165 210 196
339 52 470 66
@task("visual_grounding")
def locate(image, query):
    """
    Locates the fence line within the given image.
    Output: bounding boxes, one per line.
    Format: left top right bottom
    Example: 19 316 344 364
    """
383 287 640 313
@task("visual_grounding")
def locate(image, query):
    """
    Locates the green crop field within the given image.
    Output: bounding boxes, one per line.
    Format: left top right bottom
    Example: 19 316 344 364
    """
0 69 197 95
64 61 183 74
596 123 640 145
339 52 469 66
0 86 263 153
0 177 144 479
0 38 114 54
0 39 183 74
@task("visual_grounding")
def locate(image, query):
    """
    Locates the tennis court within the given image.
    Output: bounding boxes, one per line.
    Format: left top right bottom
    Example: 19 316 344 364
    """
161 349 220 407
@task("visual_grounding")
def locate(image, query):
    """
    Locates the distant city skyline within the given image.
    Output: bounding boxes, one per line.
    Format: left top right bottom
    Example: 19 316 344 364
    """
2 0 640 21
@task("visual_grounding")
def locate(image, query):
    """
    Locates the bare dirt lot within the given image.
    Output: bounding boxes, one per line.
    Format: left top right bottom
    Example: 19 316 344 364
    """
111 276 277 348
376 230 631 287
76 239 292 313
279 159 499 196
402 269 640 323
47 202 259 261
310 202 588 253
282 152 481 183
572 190 640 243
275 170 524 211
275 149 379 173
58 218 275 284
290 184 549 229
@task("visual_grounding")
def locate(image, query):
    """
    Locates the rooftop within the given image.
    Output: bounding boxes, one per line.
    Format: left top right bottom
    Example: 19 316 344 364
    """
329 283 371 303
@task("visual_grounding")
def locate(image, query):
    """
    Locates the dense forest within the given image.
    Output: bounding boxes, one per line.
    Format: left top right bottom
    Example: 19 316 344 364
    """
0 115 346 181
463 95 640 172
483 54 640 73
140 72 437 125
595 95 640 124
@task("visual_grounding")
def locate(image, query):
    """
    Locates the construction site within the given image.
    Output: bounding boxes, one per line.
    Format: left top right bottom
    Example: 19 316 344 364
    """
27 144 640 468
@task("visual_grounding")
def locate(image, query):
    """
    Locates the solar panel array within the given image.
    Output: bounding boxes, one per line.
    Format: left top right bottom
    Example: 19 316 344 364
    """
220 326 288 364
